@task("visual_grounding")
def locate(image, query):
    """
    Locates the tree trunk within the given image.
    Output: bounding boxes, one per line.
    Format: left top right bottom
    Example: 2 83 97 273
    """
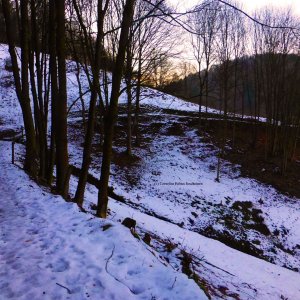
125 40 133 156
55 0 69 197
97 0 136 218
2 0 38 175
30 0 48 179
134 47 142 146
47 0 57 184
74 0 109 206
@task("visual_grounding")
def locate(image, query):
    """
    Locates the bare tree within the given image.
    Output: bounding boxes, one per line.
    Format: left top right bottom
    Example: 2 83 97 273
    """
2 0 38 175
97 0 136 218
72 0 110 206
189 0 219 125
54 0 70 197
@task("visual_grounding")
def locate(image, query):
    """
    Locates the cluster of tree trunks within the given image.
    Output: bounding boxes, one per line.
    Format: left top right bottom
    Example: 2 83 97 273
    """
2 0 299 217
2 0 170 217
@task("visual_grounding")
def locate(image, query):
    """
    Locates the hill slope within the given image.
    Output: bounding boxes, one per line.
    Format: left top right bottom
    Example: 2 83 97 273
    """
1 43 300 299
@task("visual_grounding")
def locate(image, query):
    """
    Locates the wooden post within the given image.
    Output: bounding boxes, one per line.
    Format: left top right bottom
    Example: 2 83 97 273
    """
12 140 15 164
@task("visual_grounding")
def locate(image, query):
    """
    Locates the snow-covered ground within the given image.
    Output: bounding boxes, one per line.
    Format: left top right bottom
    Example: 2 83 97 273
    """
0 46 24 132
0 141 207 300
65 97 300 272
2 141 300 300
1 43 300 299
66 106 300 299
102 121 300 271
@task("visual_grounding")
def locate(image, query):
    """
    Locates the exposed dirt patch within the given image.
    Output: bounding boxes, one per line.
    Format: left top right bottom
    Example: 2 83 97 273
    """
112 151 141 168
166 122 185 136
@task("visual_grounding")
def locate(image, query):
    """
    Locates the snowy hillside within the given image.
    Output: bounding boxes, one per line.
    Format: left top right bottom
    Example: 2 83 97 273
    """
1 43 300 299
0 43 224 133
0 141 207 300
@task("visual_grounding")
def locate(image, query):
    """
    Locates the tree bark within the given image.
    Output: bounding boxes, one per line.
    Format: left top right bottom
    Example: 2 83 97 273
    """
97 0 136 218
47 0 58 184
74 0 109 206
125 37 133 156
55 0 69 197
2 0 38 175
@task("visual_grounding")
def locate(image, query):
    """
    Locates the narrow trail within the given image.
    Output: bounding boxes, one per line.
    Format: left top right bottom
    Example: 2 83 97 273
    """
0 143 80 299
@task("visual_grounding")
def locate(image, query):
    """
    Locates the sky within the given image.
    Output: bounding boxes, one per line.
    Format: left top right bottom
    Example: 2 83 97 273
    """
168 0 300 16
166 0 300 67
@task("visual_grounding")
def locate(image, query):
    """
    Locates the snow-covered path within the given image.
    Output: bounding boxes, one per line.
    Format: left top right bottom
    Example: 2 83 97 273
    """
0 141 207 300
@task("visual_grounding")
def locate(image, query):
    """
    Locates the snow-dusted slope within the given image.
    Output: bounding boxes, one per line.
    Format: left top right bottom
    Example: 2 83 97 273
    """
0 43 218 132
0 141 207 300
108 197 300 300
0 43 261 132
2 141 300 300
0 46 23 131
101 126 300 272
67 120 300 299
1 43 300 299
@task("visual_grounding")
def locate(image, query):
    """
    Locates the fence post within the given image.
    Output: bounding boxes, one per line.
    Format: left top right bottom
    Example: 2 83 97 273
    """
12 140 15 164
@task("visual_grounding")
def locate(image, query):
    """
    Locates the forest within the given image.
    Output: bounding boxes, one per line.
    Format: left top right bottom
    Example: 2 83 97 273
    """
0 0 300 299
